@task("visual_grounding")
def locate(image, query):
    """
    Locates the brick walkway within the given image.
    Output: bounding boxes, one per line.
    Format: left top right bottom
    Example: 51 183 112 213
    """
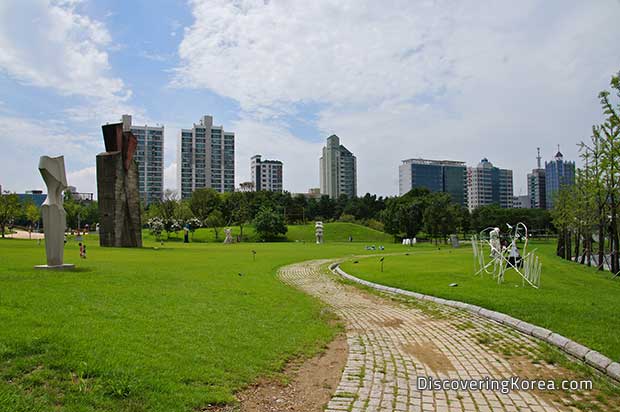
279 260 585 412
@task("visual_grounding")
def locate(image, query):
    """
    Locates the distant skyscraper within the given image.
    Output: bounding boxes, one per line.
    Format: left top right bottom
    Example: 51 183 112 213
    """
467 158 514 211
398 158 467 206
545 146 575 209
251 155 283 192
120 114 164 205
527 147 546 209
178 115 235 199
319 134 357 198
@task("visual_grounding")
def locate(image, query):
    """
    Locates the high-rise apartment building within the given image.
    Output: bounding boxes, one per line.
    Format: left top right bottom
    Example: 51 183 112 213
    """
545 146 575 209
398 158 467 206
319 134 357 198
251 155 283 192
527 148 546 209
119 114 164 205
178 115 235 199
467 158 514 211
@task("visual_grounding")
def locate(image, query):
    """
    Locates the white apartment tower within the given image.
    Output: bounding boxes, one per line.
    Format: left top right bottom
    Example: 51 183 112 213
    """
178 115 235 199
467 158 513 211
251 155 283 192
120 114 164 205
319 134 357 199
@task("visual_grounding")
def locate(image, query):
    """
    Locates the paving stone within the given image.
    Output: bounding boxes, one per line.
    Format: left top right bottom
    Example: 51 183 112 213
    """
564 341 591 359
531 326 553 340
544 333 570 349
606 362 620 381
584 350 612 371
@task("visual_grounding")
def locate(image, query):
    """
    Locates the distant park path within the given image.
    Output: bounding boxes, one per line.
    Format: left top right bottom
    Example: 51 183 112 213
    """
5 229 44 239
279 260 604 412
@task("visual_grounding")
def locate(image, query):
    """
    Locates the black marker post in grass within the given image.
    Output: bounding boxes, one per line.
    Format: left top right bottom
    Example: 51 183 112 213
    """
252 250 256 262
380 256 385 272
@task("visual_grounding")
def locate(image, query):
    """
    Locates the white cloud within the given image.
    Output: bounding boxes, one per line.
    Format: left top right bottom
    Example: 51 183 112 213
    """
67 166 96 194
0 0 141 125
0 115 99 192
175 0 620 195
0 0 124 99
164 161 177 192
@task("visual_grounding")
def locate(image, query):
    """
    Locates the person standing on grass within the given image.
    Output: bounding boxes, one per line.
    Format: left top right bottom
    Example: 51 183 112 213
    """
78 242 84 259
82 244 87 259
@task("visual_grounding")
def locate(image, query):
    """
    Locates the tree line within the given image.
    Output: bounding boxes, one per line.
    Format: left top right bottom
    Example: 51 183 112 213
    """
0 192 99 238
552 71 620 271
1 174 554 243
143 187 552 243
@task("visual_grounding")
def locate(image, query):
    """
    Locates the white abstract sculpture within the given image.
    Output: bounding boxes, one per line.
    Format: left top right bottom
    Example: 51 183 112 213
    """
223 228 233 244
472 223 541 288
315 221 324 244
36 156 74 270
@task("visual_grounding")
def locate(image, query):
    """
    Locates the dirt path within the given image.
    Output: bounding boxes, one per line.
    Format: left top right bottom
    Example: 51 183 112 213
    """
278 259 613 412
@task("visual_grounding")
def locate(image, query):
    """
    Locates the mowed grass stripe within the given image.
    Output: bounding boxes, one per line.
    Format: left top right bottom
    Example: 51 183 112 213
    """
0 238 392 412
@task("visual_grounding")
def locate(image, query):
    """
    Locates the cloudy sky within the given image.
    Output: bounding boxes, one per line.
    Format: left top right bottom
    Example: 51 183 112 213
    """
1 0 619 197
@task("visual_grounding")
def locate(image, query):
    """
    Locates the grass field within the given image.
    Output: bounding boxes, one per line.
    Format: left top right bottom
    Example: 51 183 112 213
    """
340 241 620 361
0 237 395 412
142 222 394 244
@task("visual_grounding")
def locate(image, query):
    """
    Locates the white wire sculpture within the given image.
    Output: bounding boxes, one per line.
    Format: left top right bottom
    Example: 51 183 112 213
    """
471 222 542 288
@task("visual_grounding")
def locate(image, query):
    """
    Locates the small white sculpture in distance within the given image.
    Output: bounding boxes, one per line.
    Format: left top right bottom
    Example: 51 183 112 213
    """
315 221 324 244
35 156 74 270
223 228 233 244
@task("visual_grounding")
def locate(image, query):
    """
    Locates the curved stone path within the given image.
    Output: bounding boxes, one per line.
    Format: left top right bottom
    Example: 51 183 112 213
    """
279 260 599 412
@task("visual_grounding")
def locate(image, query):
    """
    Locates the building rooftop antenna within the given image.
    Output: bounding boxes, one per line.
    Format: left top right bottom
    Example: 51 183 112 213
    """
536 147 541 169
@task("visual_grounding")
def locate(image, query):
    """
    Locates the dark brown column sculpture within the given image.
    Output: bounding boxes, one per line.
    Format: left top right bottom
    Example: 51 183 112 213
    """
96 120 142 247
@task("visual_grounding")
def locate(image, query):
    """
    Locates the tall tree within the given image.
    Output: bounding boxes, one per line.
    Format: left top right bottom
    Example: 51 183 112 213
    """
205 210 225 241
25 203 40 239
189 188 220 221
0 193 21 238
253 206 287 240
423 192 457 244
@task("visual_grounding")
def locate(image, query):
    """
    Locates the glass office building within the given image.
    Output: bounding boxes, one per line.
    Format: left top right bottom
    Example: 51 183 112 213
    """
545 149 575 209
398 159 467 206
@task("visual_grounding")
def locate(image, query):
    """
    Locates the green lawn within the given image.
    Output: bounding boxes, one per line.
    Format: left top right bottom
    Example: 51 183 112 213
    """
340 241 620 361
0 237 397 412
142 222 394 244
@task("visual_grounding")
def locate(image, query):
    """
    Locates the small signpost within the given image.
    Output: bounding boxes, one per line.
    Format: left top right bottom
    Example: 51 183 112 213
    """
380 257 385 272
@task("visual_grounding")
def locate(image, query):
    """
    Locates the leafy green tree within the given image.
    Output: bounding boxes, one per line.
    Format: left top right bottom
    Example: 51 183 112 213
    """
205 210 225 241
253 207 287 240
381 188 430 238
25 203 40 239
174 201 195 225
189 188 220 221
232 199 252 241
550 186 576 259
423 192 456 244
0 193 21 238
147 217 164 242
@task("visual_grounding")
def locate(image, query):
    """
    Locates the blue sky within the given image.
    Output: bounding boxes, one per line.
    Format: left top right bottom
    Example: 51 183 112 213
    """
1 0 620 197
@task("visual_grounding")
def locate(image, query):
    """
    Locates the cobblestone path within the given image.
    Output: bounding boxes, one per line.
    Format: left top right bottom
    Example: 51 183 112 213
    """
279 260 588 412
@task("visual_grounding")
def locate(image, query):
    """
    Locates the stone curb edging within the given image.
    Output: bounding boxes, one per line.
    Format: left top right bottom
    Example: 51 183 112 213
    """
328 262 620 384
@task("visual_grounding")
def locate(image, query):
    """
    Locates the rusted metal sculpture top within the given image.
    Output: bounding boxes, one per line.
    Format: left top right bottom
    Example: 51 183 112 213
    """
101 122 137 171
